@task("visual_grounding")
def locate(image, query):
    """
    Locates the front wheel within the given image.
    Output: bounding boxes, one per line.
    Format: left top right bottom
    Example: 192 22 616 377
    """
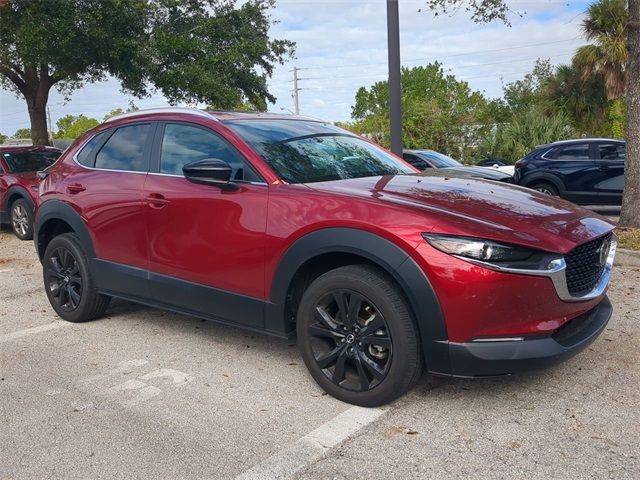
10 199 33 240
530 182 559 197
297 265 422 407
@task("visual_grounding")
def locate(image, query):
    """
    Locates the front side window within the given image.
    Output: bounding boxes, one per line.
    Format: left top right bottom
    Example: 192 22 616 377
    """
95 124 151 172
160 123 259 182
551 144 590 160
226 120 414 184
2 150 60 173
598 143 625 160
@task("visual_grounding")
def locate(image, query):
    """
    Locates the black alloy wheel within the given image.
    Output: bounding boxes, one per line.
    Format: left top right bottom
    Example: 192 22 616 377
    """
46 246 83 312
309 289 392 392
297 264 422 407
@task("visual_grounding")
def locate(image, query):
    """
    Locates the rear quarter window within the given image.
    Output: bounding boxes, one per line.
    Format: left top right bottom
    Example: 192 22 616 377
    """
76 131 111 168
94 124 151 172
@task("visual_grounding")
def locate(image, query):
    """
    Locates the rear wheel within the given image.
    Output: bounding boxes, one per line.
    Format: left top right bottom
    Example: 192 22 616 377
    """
297 265 421 407
43 233 110 322
10 199 33 240
530 182 559 197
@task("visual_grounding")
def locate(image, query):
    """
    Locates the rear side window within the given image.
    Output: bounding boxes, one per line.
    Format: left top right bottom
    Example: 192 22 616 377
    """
76 131 110 167
550 144 590 160
95 124 151 172
160 123 261 182
598 143 625 160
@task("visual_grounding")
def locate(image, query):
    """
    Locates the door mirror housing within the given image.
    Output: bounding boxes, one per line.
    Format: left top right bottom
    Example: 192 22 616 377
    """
183 159 239 191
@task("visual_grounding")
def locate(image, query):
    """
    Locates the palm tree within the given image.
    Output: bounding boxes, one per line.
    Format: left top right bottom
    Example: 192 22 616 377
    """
543 63 610 136
574 0 629 137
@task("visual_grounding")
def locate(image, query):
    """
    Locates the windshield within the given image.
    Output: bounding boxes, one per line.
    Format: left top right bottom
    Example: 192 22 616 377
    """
420 151 462 168
226 120 414 184
2 150 60 173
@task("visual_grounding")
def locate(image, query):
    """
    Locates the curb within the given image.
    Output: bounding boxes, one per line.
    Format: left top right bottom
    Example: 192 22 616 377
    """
615 248 640 267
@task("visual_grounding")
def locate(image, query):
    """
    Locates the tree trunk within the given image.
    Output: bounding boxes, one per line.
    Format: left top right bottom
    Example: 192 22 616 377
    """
619 0 640 227
26 97 50 146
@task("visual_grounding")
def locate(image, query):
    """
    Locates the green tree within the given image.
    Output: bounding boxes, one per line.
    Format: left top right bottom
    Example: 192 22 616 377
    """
54 114 99 139
0 0 294 146
574 0 629 137
349 64 491 161
542 62 611 136
103 104 139 121
12 127 30 138
0 132 6 144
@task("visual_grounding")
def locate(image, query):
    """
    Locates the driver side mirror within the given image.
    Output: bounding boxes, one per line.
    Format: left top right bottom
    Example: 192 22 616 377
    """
183 159 239 191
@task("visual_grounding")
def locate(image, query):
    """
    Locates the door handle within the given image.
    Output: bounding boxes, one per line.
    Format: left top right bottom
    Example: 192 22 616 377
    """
67 183 86 194
145 193 169 209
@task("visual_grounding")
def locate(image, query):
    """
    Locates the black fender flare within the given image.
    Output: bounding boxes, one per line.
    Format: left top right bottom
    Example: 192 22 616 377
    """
34 200 96 260
520 172 565 194
266 227 451 373
3 185 34 213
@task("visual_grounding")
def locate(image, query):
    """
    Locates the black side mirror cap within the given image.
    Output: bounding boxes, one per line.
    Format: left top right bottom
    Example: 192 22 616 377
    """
183 159 239 191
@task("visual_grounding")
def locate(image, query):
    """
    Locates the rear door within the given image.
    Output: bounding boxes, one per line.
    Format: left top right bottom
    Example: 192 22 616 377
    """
66 123 155 276
545 142 599 202
591 141 625 204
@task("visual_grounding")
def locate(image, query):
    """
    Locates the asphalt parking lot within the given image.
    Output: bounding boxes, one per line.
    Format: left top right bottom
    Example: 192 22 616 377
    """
1 227 639 479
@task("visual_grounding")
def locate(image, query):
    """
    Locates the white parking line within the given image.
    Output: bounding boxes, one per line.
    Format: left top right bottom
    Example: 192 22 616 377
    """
235 405 387 480
0 268 15 273
0 321 71 344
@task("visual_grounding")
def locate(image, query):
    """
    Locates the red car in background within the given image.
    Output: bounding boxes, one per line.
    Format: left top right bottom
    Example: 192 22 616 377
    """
34 109 616 406
0 145 61 240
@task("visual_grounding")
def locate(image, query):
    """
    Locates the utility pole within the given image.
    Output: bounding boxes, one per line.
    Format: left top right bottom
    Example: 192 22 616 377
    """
386 0 402 156
292 66 300 115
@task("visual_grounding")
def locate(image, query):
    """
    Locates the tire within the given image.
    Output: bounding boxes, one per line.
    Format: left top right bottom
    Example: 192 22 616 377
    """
10 198 33 240
297 264 422 407
42 233 110 322
530 182 559 197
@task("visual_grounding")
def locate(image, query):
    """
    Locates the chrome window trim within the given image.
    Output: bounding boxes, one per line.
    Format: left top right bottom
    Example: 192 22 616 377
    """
456 234 617 303
146 171 268 185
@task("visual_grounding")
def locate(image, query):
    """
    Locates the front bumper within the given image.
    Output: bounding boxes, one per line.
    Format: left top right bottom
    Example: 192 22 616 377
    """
437 295 612 377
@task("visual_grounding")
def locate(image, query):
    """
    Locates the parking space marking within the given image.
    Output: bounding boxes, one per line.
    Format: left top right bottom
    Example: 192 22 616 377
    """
0 321 70 344
235 405 387 480
0 268 15 273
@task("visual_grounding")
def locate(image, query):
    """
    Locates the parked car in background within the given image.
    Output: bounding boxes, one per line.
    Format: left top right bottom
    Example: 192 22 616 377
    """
35 108 615 406
403 149 513 182
514 138 625 205
476 158 515 176
0 145 61 239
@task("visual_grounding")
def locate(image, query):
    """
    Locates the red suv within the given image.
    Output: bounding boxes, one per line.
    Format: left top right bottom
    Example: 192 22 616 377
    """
34 109 616 406
0 145 61 239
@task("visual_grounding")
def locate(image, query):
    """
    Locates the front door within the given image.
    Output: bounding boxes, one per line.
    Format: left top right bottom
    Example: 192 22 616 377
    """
143 122 268 328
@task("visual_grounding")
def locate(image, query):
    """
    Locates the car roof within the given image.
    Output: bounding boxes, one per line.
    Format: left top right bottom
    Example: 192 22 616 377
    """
535 138 625 149
103 107 324 124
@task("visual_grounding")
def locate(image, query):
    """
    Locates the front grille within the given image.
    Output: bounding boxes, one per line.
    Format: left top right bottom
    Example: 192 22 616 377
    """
564 233 612 296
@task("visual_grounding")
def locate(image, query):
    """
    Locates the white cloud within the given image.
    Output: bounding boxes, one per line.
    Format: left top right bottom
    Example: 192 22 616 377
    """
0 0 589 134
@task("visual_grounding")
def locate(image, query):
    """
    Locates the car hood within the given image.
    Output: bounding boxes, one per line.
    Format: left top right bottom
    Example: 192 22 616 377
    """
439 166 511 181
306 174 614 254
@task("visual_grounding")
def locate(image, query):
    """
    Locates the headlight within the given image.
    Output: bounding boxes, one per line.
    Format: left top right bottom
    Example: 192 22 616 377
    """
422 234 534 262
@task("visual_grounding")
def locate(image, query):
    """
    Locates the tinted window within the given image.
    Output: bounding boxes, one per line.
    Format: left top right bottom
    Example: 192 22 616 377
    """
226 120 414 184
551 144 590 160
403 153 430 170
598 143 625 160
76 131 110 167
160 123 260 182
420 151 463 168
2 150 60 173
95 124 151 172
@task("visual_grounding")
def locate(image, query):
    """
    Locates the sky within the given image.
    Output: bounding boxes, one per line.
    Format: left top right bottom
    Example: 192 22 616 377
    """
0 0 592 136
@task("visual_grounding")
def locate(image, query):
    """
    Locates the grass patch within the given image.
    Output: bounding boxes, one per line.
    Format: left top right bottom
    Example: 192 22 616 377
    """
616 228 640 251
